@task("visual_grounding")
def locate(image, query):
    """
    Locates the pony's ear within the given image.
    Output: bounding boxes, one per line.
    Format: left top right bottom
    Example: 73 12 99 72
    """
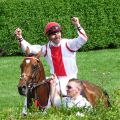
25 46 30 56
36 50 42 59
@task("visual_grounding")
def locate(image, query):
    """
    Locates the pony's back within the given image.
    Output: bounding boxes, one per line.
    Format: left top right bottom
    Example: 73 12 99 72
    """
81 80 110 107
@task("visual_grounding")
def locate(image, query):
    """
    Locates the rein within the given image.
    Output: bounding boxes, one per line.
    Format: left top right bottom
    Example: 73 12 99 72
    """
28 78 51 91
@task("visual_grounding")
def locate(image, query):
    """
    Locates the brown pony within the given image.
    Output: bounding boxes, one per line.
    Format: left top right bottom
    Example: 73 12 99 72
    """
18 47 50 111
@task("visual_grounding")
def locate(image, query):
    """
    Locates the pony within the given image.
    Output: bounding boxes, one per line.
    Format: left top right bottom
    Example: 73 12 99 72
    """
18 47 110 114
80 80 110 107
18 47 50 114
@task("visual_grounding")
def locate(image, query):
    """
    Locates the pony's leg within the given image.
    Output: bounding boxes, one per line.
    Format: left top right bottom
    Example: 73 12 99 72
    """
22 97 27 116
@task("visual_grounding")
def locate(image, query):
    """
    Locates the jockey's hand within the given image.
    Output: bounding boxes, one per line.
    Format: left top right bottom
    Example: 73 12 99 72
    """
15 28 23 40
71 17 80 27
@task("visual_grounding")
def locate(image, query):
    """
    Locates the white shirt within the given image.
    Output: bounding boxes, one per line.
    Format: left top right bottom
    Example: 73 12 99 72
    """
53 95 92 108
19 28 88 77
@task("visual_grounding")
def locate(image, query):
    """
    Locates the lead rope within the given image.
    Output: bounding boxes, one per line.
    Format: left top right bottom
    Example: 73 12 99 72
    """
22 85 28 116
22 97 27 116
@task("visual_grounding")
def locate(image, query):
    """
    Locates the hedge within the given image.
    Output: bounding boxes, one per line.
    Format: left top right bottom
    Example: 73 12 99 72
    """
0 0 120 56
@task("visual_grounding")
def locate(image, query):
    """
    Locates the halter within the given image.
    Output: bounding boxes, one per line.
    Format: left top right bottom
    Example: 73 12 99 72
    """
20 56 50 110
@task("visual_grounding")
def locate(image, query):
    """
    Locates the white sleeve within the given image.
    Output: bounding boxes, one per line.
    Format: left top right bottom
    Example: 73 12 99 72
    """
67 28 88 51
53 96 62 107
53 96 69 107
77 97 92 108
20 39 44 55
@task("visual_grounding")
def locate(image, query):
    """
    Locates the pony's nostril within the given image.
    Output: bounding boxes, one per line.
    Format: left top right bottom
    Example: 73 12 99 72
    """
22 86 26 90
18 85 26 96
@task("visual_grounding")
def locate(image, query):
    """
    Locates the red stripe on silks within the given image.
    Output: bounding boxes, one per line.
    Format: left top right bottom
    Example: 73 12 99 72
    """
51 45 66 76
66 42 76 52
78 31 88 40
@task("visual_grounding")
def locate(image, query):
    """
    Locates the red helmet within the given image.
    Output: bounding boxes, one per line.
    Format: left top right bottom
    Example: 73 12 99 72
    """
44 22 61 36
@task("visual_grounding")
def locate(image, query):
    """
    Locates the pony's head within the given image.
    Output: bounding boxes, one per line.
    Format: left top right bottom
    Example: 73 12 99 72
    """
18 47 43 96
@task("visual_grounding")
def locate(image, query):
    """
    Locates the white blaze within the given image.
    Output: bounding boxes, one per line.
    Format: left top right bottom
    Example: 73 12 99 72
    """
26 59 30 64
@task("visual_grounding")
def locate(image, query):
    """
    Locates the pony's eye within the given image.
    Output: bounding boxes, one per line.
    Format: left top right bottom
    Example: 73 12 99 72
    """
32 65 37 70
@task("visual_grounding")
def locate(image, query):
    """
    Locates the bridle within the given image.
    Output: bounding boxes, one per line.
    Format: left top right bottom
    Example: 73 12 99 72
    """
20 57 51 109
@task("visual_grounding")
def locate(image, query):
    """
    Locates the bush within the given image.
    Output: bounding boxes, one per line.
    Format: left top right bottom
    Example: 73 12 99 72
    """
0 0 120 55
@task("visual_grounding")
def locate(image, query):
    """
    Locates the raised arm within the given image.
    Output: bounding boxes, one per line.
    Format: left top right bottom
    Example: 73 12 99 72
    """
67 17 88 51
15 28 42 54
71 17 88 40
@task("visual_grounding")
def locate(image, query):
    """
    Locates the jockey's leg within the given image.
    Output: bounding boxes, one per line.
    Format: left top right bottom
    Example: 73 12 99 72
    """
56 76 70 96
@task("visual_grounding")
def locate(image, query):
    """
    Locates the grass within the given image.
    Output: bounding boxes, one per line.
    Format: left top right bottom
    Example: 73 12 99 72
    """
0 49 120 119
77 49 120 92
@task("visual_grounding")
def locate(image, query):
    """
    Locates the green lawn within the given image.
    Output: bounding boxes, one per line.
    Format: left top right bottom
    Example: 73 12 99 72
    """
0 49 120 119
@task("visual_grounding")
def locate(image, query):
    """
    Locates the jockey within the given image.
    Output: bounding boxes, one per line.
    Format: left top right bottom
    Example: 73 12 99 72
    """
15 17 88 96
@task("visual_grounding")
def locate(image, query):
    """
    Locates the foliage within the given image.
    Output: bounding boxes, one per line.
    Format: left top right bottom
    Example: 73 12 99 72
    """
0 0 120 55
